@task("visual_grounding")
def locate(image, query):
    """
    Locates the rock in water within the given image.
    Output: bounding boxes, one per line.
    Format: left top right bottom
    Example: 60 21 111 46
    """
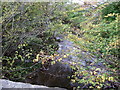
25 62 73 90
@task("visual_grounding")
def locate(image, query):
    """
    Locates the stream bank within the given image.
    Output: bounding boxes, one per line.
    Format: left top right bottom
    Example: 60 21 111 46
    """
25 36 115 89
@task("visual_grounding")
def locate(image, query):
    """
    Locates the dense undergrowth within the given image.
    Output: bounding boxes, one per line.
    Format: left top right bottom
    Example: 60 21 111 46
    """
1 1 120 89
63 2 120 89
2 2 62 81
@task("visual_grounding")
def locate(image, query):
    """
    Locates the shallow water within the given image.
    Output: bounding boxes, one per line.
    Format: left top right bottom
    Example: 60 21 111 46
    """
25 37 109 89
57 37 106 69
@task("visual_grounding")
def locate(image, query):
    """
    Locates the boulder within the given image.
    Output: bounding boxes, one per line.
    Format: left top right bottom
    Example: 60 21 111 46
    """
0 79 66 90
25 62 73 90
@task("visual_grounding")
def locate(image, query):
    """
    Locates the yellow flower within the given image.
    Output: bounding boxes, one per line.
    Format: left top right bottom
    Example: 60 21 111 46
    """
36 54 40 60
66 54 69 56
101 76 105 82
71 10 75 12
33 59 38 62
71 79 76 83
89 86 93 88
57 58 62 62
107 13 114 16
90 71 93 75
104 16 108 17
108 77 114 81
97 86 101 88
93 71 97 75
96 68 101 71
51 61 56 65
63 55 67 58
72 62 76 65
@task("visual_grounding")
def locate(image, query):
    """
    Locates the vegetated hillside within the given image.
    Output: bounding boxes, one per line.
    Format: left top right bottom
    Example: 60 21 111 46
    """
63 2 120 89
67 2 120 69
2 1 120 89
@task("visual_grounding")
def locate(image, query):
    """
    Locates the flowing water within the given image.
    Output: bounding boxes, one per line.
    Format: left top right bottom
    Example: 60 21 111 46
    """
25 36 109 89
57 37 106 69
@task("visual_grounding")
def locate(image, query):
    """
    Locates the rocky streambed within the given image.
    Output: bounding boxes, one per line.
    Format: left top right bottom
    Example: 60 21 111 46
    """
25 36 113 89
2 36 118 89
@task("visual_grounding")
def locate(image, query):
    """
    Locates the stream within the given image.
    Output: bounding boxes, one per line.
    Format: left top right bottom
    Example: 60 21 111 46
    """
25 36 110 89
57 36 106 69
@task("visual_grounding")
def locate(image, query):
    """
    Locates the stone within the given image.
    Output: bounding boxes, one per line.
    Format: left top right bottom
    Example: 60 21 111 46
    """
25 62 73 90
0 79 66 90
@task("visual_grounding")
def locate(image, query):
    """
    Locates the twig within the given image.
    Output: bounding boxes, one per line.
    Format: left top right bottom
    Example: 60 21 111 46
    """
3 60 42 73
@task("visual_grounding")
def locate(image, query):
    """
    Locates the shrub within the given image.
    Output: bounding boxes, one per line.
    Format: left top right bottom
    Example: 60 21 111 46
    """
2 2 61 81
102 1 120 21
